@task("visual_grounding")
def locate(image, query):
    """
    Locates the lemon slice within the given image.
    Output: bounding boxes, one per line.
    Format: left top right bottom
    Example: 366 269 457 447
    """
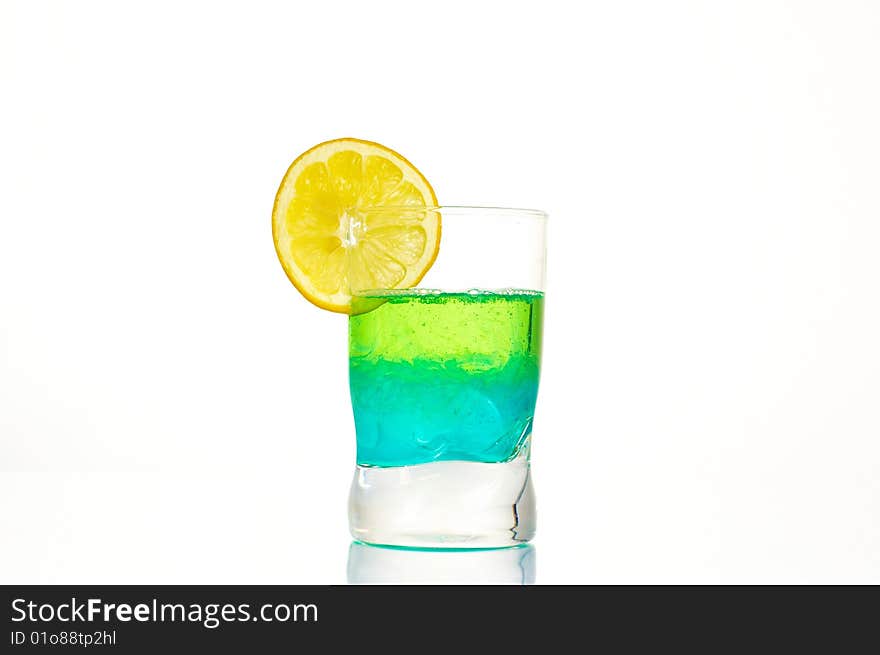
272 138 440 313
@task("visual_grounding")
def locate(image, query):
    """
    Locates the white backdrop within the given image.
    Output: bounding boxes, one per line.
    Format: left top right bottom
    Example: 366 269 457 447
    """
1 0 878 583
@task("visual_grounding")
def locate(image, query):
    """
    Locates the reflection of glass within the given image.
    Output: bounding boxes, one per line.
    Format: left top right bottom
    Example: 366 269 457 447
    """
347 208 547 549
347 542 536 585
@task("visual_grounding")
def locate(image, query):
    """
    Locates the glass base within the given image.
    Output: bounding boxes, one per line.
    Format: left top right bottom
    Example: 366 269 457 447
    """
348 452 535 549
347 542 536 584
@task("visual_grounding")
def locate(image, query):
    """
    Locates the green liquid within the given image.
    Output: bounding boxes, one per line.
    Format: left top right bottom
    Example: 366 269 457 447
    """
349 290 543 467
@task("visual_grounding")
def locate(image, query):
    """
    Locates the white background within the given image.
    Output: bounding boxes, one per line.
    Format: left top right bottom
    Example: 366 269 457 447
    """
2 0 879 584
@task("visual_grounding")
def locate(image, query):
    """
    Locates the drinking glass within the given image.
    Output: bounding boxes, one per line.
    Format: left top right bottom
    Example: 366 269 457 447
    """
348 206 547 548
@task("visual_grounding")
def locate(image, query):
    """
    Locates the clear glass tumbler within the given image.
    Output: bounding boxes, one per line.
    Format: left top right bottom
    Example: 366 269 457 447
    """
347 206 547 548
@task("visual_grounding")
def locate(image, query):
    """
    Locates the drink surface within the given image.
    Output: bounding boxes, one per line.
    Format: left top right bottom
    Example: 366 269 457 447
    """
349 289 543 467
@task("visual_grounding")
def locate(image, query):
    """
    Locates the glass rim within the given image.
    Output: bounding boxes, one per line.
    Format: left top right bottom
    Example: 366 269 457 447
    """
358 205 548 220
